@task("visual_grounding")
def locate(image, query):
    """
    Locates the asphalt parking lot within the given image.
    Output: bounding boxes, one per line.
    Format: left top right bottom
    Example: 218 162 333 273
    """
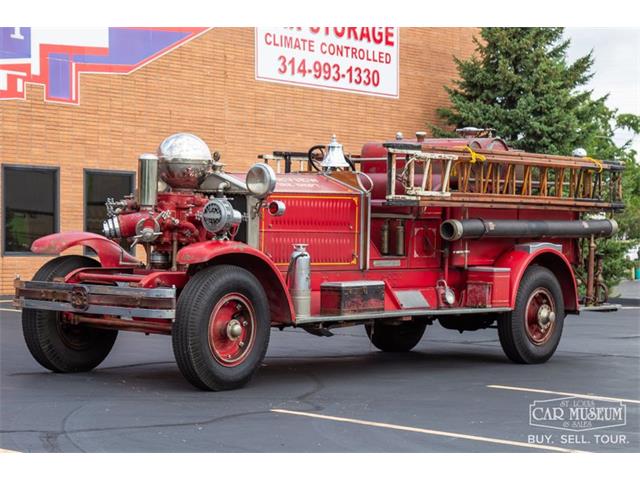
1 299 638 453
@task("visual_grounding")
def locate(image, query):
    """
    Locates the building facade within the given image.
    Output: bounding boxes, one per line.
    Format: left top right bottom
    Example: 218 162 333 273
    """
0 27 477 293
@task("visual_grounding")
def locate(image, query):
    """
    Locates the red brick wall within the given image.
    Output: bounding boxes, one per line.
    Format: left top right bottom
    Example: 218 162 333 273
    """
0 27 478 293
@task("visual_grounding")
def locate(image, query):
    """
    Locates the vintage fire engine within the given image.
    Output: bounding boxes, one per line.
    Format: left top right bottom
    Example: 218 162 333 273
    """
14 130 623 391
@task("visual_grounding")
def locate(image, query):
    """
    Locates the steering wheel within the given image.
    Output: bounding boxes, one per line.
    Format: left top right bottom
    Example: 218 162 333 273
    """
307 145 325 172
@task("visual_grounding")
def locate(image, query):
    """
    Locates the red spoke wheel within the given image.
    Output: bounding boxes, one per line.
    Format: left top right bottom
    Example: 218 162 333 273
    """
208 293 256 367
22 255 118 373
498 265 565 364
524 287 557 345
172 265 270 391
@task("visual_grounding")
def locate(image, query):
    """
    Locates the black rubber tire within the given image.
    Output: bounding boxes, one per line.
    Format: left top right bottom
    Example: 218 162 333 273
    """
22 255 118 373
498 265 565 364
172 264 271 391
365 320 427 352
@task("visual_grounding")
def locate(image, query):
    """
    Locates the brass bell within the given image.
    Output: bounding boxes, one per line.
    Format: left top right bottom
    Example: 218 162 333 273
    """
321 134 350 170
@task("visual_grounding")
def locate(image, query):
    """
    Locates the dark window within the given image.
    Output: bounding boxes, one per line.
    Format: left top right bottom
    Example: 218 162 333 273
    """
84 170 134 245
2 166 59 254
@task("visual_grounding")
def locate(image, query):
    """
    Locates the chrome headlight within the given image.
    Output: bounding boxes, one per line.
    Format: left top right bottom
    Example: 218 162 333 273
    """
245 163 276 199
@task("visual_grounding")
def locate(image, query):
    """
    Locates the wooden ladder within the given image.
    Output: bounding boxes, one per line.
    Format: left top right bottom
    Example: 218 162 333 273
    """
383 143 624 211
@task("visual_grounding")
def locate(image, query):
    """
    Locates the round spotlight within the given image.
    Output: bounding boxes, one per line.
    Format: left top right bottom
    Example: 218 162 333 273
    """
246 163 276 199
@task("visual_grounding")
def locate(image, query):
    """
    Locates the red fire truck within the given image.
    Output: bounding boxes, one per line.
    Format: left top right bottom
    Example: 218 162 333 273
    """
14 130 623 391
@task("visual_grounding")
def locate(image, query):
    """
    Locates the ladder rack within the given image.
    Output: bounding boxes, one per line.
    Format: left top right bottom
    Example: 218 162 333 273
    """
383 142 624 211
258 151 311 173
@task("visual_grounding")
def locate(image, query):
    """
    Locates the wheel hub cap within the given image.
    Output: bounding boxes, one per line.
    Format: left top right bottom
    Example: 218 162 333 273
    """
537 304 556 330
208 293 256 367
524 287 557 345
226 319 243 340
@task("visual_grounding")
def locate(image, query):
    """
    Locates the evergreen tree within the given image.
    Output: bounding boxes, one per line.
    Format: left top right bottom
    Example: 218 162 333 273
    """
435 27 640 288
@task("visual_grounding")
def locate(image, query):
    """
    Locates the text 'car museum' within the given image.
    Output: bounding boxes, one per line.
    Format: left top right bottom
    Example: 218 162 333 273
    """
0 27 477 292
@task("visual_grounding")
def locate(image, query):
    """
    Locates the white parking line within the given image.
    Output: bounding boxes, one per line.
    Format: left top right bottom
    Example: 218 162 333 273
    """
0 300 13 303
487 385 640 404
0 308 18 313
0 447 20 453
271 408 584 453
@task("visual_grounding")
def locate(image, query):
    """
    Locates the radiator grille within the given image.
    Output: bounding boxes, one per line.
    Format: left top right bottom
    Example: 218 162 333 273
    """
260 195 359 265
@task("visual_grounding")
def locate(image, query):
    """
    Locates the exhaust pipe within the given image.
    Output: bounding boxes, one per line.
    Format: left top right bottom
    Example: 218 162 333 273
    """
440 218 618 242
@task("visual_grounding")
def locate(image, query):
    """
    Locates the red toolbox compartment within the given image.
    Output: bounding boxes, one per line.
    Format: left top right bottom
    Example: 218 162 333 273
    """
320 280 385 315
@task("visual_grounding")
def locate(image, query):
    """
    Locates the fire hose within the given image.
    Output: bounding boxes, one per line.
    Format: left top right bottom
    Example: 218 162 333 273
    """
440 218 618 241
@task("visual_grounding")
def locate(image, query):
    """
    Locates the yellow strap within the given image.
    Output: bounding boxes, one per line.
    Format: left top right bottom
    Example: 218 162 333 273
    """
585 156 603 173
463 145 487 164
452 145 486 176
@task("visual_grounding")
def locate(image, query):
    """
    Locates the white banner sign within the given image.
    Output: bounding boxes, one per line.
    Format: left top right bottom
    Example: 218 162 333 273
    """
255 27 399 98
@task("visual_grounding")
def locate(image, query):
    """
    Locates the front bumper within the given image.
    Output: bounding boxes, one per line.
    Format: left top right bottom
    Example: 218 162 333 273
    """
14 279 175 319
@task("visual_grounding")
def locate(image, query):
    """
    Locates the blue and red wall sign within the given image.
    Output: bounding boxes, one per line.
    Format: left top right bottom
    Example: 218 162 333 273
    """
0 27 209 105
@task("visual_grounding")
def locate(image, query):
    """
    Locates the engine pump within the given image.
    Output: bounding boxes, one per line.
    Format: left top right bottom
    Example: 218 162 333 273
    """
101 132 275 268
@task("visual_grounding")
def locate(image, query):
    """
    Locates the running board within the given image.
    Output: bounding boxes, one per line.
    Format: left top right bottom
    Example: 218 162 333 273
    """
294 306 511 325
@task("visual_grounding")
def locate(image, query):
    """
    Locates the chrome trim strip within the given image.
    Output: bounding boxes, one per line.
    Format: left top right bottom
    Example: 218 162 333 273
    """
246 196 260 249
321 172 362 193
395 290 430 309
467 267 511 273
515 242 562 254
372 259 401 267
295 306 511 325
321 280 385 288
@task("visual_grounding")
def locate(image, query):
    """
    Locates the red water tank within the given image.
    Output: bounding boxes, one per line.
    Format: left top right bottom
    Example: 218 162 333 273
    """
360 134 509 199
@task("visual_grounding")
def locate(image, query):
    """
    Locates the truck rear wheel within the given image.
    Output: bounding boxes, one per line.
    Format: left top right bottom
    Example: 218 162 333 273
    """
172 265 271 391
365 320 426 352
498 265 565 364
22 255 118 373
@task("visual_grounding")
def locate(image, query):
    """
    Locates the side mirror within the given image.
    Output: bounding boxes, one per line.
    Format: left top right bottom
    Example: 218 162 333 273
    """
246 163 276 199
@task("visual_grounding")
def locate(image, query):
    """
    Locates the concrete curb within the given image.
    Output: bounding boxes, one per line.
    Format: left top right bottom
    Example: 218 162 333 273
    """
611 297 640 307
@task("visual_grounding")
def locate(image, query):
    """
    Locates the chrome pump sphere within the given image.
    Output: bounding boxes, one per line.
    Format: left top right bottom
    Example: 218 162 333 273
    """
157 133 214 189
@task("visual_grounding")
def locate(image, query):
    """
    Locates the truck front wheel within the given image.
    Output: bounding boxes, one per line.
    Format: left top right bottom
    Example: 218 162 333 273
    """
365 320 427 352
172 265 271 391
22 255 118 373
498 265 565 364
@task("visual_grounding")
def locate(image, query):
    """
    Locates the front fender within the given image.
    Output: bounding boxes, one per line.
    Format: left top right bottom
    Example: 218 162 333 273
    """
176 240 262 265
177 240 295 325
494 246 579 312
31 232 141 268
